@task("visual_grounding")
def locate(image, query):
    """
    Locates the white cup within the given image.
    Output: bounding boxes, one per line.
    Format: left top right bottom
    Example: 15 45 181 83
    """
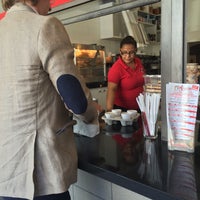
105 112 116 119
127 110 137 117
111 109 122 117
121 112 132 121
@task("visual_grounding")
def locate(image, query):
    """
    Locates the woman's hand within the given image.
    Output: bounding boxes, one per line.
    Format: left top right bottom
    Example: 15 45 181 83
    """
93 101 104 116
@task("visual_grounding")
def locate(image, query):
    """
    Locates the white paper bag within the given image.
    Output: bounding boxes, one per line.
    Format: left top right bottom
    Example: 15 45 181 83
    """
73 116 100 137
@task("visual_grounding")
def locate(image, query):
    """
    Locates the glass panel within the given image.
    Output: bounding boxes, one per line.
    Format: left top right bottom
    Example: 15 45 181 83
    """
185 0 200 83
185 0 200 152
51 1 161 81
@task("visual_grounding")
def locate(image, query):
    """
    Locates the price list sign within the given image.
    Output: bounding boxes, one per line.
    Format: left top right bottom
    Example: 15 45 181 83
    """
166 83 199 152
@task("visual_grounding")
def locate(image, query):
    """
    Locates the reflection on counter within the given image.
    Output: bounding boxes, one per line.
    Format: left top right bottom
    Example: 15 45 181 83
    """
100 122 145 177
74 121 200 200
168 151 198 200
138 139 162 189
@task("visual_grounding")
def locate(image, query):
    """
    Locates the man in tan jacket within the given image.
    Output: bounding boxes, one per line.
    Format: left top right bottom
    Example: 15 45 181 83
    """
0 0 99 199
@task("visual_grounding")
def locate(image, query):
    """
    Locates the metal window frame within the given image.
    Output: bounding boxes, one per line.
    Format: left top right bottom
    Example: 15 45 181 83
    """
161 0 185 140
51 0 161 25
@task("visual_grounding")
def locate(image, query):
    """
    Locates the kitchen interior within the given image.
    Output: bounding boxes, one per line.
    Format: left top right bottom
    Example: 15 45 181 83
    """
51 0 200 141
0 0 199 200
51 0 162 110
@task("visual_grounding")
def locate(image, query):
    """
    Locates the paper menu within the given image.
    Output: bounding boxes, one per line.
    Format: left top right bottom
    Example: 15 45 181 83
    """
166 83 199 152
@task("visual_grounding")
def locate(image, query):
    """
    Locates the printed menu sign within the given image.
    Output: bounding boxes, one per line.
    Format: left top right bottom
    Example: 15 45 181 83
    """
166 83 199 152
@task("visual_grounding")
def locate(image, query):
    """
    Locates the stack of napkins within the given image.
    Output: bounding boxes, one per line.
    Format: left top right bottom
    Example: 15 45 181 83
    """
73 116 100 137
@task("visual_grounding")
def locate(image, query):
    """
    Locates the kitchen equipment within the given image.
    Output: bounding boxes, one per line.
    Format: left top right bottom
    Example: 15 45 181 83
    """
73 43 106 83
144 75 161 93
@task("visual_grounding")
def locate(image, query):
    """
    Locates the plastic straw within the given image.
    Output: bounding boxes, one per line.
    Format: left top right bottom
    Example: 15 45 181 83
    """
136 93 161 136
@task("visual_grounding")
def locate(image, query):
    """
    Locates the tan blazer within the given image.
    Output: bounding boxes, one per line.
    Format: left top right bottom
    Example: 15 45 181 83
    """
0 3 97 199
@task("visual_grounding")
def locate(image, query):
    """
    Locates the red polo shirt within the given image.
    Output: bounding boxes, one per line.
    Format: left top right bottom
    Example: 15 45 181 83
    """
108 56 145 110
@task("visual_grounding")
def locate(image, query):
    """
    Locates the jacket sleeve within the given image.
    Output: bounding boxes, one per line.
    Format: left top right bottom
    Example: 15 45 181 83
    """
37 16 97 123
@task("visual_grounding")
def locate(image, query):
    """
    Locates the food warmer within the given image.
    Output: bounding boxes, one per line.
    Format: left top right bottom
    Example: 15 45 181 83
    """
73 43 106 83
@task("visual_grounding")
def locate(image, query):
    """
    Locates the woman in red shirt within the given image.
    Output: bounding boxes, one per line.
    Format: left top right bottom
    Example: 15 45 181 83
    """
106 36 145 112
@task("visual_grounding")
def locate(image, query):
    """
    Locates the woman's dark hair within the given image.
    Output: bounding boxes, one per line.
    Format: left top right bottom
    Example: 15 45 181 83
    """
120 36 137 49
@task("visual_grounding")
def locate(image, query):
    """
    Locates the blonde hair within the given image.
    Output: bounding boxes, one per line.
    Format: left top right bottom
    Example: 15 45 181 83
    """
1 0 38 11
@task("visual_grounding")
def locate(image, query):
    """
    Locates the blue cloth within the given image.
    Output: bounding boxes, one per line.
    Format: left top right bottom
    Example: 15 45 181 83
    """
57 74 87 114
0 190 70 200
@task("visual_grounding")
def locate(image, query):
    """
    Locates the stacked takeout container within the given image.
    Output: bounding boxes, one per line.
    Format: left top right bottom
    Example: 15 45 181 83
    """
144 75 161 93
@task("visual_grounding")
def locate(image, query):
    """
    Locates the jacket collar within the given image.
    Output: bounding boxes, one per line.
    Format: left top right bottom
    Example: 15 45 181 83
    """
8 2 38 15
